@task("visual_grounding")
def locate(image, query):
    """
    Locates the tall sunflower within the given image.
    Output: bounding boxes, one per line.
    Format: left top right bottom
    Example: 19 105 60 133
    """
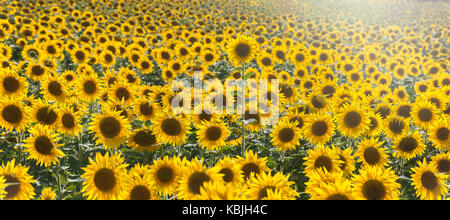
81 152 129 200
235 150 269 181
226 34 258 67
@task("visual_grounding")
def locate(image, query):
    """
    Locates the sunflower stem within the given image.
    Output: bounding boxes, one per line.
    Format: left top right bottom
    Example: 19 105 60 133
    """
241 63 246 157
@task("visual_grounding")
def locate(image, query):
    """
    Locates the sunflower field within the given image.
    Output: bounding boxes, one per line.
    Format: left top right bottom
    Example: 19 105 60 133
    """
0 0 449 201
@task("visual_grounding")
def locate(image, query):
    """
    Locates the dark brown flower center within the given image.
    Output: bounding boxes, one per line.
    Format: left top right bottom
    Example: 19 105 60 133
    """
3 175 20 200
130 185 151 200
61 113 75 129
161 118 182 136
421 171 437 190
344 111 362 128
362 179 386 200
99 117 121 138
94 168 116 192
157 166 174 183
83 80 97 94
436 127 449 141
188 172 210 194
36 107 57 125
34 136 53 155
242 163 260 180
205 126 222 141
48 81 63 96
3 76 19 92
314 155 333 172
2 104 22 123
364 147 380 165
235 43 250 58
418 108 432 122
219 168 234 183
398 136 418 152
278 127 295 143
311 121 328 136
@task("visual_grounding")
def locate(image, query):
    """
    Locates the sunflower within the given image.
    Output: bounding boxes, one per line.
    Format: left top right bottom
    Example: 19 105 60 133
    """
428 119 450 150
40 187 56 200
89 108 131 149
226 34 259 67
365 112 384 137
148 156 182 196
71 47 89 64
150 113 188 146
197 120 230 151
29 99 59 129
41 74 67 103
302 113 336 146
335 103 370 138
383 115 409 139
430 153 450 176
99 50 115 68
77 74 102 102
26 60 48 81
332 145 356 177
109 82 136 104
352 166 401 200
81 152 129 200
395 101 413 118
177 158 222 200
303 145 341 176
271 120 302 151
411 158 448 200
0 68 28 98
246 172 298 200
355 137 389 168
235 150 269 181
411 101 440 129
0 159 36 200
128 129 160 152
198 180 244 200
137 57 154 74
212 157 244 187
256 52 274 71
392 131 426 159
309 179 355 200
135 97 158 119
57 105 82 136
122 174 158 200
0 97 29 132
23 124 65 167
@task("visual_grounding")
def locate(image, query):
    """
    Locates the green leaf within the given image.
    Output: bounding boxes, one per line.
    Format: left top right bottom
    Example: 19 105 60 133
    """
243 72 255 80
